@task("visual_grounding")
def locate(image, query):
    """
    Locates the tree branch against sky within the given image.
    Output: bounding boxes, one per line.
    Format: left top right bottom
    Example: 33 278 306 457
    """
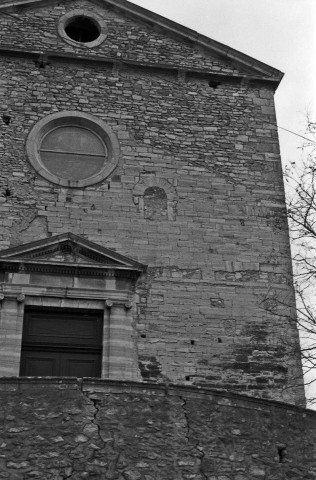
284 116 316 403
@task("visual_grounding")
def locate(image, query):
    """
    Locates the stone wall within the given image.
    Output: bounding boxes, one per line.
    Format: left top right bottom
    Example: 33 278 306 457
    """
0 378 315 479
0 0 305 404
0 0 243 74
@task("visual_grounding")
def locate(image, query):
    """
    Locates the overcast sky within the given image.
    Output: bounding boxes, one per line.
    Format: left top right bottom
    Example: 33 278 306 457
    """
129 0 316 404
129 0 316 166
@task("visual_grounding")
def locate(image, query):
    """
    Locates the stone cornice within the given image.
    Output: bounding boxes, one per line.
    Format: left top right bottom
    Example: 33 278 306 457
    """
0 46 282 89
0 284 131 301
0 260 140 278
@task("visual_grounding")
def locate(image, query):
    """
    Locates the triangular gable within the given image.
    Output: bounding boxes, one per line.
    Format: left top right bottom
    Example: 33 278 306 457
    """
0 0 283 82
0 233 145 273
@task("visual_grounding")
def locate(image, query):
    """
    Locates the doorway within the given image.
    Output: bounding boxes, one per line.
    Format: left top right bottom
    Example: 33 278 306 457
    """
20 306 103 377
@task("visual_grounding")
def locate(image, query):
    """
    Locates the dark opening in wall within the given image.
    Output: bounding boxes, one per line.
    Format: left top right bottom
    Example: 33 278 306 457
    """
65 17 100 43
2 115 10 125
5 188 11 197
209 80 221 89
277 446 287 463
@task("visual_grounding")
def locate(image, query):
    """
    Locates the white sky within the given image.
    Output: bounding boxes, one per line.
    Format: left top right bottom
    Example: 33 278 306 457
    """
129 0 316 404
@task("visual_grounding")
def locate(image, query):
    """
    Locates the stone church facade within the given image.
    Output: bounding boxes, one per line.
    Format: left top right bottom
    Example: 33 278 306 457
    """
0 0 315 478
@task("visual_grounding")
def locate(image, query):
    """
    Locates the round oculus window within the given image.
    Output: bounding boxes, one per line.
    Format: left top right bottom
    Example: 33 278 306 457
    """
65 17 100 44
26 112 120 187
58 10 107 48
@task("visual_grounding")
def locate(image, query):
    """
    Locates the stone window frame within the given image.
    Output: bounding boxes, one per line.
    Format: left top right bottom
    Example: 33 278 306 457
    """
133 175 177 221
26 111 120 188
57 9 107 49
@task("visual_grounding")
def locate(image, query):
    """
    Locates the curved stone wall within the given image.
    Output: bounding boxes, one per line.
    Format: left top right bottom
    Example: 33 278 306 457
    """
0 378 315 479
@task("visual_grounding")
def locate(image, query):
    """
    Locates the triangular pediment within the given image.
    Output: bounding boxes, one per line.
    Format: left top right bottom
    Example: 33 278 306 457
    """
0 233 145 273
0 0 283 82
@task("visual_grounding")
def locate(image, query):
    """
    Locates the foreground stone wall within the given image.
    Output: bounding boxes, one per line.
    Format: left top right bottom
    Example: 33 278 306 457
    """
0 378 315 479
0 0 305 404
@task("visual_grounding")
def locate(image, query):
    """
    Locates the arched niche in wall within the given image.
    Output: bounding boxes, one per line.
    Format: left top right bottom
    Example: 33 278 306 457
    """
133 175 177 221
143 187 167 220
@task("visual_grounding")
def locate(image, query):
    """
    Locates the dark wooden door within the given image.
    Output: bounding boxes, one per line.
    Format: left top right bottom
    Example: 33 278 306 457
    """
20 307 103 377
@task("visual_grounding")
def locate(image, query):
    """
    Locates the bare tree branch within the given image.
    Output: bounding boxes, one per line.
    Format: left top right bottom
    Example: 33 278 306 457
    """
284 116 316 404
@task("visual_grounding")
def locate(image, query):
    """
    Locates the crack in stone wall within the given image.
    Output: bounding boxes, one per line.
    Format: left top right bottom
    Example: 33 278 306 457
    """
10 208 49 245
180 394 208 480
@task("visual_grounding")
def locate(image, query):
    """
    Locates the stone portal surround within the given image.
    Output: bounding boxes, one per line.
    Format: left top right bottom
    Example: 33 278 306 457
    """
0 284 140 381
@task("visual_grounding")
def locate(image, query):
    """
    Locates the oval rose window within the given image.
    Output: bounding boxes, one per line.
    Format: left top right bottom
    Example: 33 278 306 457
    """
40 126 107 181
27 112 120 187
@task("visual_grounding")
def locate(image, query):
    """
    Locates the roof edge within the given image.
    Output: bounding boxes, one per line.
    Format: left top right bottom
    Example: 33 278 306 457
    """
0 0 284 81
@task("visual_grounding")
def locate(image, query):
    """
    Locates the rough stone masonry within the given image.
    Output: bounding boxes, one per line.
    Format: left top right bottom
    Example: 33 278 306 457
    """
0 378 315 480
0 0 313 478
0 0 305 401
